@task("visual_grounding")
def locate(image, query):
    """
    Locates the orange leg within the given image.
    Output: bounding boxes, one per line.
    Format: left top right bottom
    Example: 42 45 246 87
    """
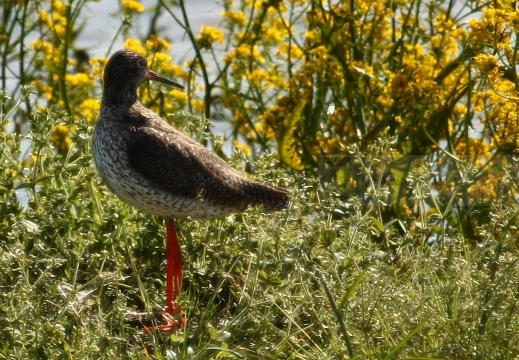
144 218 185 332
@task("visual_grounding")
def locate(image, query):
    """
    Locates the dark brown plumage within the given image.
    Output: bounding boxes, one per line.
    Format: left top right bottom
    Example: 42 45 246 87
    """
92 49 289 331
94 49 289 220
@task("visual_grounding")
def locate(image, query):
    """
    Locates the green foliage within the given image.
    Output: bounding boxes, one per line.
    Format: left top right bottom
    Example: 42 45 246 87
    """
2 88 519 357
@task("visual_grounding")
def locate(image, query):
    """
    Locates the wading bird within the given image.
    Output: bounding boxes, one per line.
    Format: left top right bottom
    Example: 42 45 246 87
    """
93 49 289 331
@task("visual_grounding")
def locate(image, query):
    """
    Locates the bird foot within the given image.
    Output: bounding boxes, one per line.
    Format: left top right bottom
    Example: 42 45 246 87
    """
141 307 185 332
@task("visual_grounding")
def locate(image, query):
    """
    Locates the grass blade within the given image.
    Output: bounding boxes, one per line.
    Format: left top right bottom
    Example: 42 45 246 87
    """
338 269 367 310
319 271 354 358
382 317 430 360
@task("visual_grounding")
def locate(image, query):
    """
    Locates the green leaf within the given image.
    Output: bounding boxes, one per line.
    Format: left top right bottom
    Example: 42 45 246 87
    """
278 100 305 171
338 270 367 309
321 228 337 246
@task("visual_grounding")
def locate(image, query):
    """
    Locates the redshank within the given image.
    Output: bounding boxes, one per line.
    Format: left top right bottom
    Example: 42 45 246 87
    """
93 49 289 331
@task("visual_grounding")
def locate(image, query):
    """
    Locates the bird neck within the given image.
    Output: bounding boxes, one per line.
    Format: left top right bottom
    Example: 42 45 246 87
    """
102 83 138 106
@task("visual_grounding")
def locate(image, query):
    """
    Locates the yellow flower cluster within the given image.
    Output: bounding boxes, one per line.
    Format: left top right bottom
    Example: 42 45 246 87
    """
123 38 147 56
121 0 144 13
196 26 225 49
65 73 93 87
224 44 265 64
275 43 303 60
146 34 171 52
80 99 101 124
233 140 252 156
49 124 72 152
222 10 247 26
465 5 519 164
38 0 68 38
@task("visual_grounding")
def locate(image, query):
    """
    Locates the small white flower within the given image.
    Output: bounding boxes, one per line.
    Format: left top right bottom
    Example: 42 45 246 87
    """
326 103 335 115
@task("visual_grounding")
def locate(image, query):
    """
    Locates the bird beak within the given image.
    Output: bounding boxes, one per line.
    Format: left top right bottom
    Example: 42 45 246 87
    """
148 70 185 90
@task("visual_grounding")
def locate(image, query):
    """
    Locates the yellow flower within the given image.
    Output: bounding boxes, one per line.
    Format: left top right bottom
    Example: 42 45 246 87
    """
222 10 247 26
80 98 100 123
146 35 171 51
65 73 93 87
474 53 498 71
147 52 186 86
148 52 173 71
233 140 251 156
170 89 187 102
29 39 54 57
38 10 52 29
52 0 66 14
191 99 205 114
123 38 146 56
265 26 284 43
196 26 225 49
121 0 144 13
249 68 268 87
31 80 54 101
304 30 318 42
288 0 305 5
170 64 187 79
224 44 265 64
89 57 108 79
50 124 72 152
24 154 40 170
275 43 303 59
54 23 66 38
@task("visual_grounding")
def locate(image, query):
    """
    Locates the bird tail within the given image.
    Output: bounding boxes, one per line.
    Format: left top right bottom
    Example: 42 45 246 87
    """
238 180 290 212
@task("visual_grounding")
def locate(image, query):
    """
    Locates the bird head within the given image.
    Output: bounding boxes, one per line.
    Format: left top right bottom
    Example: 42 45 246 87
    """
102 49 184 105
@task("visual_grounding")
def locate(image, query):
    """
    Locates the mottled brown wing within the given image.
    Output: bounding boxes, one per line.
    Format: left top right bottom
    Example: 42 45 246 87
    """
127 125 289 211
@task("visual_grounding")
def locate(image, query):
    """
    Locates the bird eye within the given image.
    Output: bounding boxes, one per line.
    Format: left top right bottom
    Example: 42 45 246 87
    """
137 59 146 69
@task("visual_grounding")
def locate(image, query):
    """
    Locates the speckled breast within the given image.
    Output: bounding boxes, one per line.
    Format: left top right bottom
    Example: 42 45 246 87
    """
92 121 235 220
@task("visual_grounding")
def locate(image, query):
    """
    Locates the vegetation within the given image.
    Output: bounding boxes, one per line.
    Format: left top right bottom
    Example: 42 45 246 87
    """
1 0 519 358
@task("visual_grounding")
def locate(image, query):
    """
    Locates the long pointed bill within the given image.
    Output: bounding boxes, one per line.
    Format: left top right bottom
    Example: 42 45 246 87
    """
148 70 185 90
